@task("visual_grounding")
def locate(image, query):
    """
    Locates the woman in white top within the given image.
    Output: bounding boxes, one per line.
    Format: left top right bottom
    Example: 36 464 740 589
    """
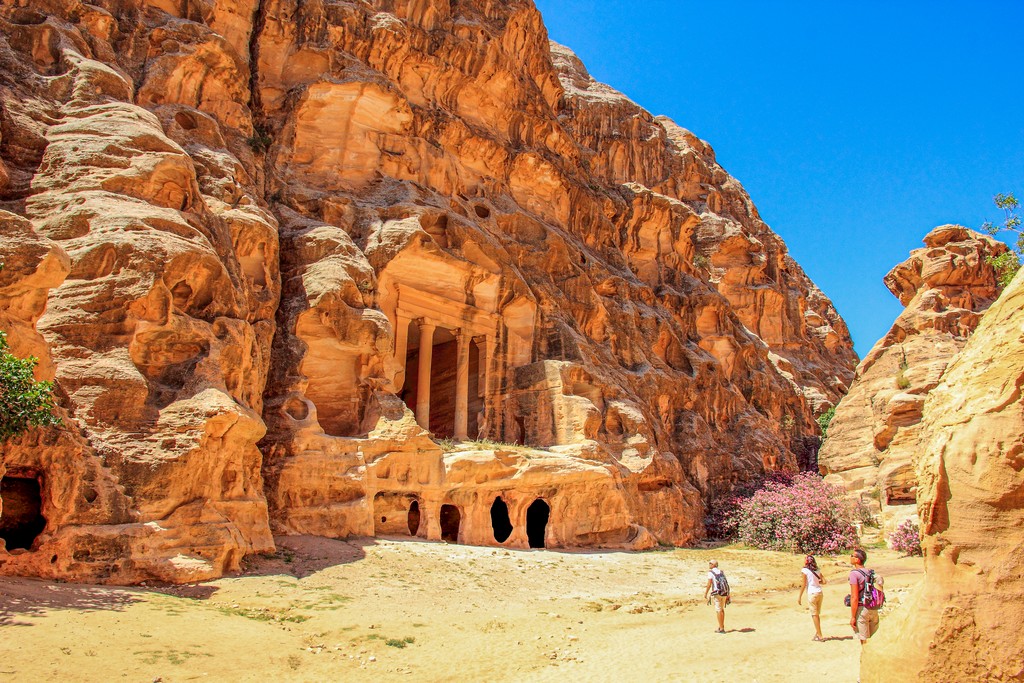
797 554 827 641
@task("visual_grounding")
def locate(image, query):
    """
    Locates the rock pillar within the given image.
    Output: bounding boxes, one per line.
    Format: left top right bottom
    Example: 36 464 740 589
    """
454 329 470 440
480 334 497 438
393 312 412 391
416 319 435 430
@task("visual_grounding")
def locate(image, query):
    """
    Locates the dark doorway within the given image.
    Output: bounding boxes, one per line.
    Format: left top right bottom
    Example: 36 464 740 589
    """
440 504 460 543
408 500 421 536
490 497 512 543
0 476 45 550
526 499 549 549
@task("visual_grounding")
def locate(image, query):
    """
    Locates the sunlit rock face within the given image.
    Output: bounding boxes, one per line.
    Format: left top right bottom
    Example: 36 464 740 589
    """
818 226 1006 529
861 269 1024 683
0 0 855 583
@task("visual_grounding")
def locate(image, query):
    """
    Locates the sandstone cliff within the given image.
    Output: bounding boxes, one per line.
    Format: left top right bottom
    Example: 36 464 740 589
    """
860 268 1024 682
818 226 1006 527
0 0 855 583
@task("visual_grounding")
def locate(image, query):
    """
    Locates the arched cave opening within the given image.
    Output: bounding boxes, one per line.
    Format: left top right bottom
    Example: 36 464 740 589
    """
526 499 549 549
490 497 513 543
408 500 421 536
374 492 420 537
440 504 461 543
0 476 46 551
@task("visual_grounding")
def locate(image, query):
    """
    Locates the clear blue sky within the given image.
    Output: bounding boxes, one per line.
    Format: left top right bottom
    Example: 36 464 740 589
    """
533 0 1024 357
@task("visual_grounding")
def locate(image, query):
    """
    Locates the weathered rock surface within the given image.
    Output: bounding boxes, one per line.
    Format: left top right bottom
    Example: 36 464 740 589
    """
818 226 1006 527
861 268 1024 682
1 0 856 582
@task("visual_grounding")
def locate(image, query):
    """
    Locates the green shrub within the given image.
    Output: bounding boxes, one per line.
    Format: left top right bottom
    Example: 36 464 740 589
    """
0 330 61 441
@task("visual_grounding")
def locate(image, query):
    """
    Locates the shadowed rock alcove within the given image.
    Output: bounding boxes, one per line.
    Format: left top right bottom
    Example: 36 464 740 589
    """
440 504 461 543
490 497 513 543
0 475 46 551
526 499 549 549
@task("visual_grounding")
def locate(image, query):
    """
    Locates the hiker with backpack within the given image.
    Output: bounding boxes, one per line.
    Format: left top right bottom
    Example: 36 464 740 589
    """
846 548 885 646
797 554 827 641
703 559 730 633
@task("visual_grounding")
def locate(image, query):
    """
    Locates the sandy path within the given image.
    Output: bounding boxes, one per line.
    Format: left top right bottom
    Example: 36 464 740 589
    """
0 538 922 682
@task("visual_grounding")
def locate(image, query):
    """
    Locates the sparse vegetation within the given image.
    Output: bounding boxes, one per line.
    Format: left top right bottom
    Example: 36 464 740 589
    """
693 253 710 271
247 123 273 154
982 192 1022 287
896 354 911 390
385 636 416 648
816 406 836 444
436 436 535 453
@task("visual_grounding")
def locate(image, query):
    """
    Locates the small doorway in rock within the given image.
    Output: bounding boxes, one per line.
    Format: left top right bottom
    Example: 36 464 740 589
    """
490 497 512 543
0 476 46 551
408 500 421 536
440 504 460 543
526 499 549 549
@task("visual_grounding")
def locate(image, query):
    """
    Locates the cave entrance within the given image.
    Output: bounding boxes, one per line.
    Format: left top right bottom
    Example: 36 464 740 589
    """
440 504 461 543
490 497 512 543
526 499 549 549
0 476 45 551
373 492 421 537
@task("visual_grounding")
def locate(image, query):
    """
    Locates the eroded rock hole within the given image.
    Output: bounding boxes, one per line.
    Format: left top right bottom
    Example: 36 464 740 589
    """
473 204 490 219
284 397 309 421
490 497 512 543
174 111 198 130
526 499 549 549
0 476 46 550
440 504 460 543
408 500 421 536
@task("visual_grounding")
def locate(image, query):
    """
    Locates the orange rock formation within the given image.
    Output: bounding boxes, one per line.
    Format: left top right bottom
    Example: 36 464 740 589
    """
861 268 1024 682
0 0 855 583
818 226 1006 528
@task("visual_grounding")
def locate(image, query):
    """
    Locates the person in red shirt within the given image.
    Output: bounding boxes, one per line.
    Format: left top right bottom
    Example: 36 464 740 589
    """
848 548 879 646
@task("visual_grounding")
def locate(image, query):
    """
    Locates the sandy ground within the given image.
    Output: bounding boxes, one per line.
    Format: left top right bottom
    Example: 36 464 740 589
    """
0 537 923 682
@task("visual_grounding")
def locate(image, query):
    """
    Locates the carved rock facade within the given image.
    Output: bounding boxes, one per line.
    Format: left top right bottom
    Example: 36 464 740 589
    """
0 0 855 583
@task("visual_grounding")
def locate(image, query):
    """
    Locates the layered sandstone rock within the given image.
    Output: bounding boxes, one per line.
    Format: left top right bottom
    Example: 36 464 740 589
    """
1 0 856 582
818 226 1006 526
861 269 1024 683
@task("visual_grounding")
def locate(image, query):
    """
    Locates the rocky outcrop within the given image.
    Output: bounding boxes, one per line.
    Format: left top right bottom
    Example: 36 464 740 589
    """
861 269 1024 682
1 0 856 583
818 226 1006 526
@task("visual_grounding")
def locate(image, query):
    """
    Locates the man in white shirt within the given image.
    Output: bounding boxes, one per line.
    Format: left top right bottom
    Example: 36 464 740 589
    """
703 559 730 633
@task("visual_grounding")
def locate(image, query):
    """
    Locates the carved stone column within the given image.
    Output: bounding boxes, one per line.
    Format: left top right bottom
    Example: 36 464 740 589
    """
393 311 412 392
481 333 498 439
454 329 470 440
416 319 435 430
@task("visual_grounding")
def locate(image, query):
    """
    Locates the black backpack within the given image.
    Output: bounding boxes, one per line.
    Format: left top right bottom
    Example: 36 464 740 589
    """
711 570 730 596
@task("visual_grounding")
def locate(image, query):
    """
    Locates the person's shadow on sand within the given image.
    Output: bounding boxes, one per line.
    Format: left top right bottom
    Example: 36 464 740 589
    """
822 635 855 642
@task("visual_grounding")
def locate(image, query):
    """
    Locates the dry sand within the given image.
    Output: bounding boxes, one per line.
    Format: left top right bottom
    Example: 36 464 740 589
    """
0 538 923 682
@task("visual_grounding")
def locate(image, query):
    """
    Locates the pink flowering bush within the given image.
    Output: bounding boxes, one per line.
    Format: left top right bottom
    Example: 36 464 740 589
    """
728 472 859 554
888 518 923 556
